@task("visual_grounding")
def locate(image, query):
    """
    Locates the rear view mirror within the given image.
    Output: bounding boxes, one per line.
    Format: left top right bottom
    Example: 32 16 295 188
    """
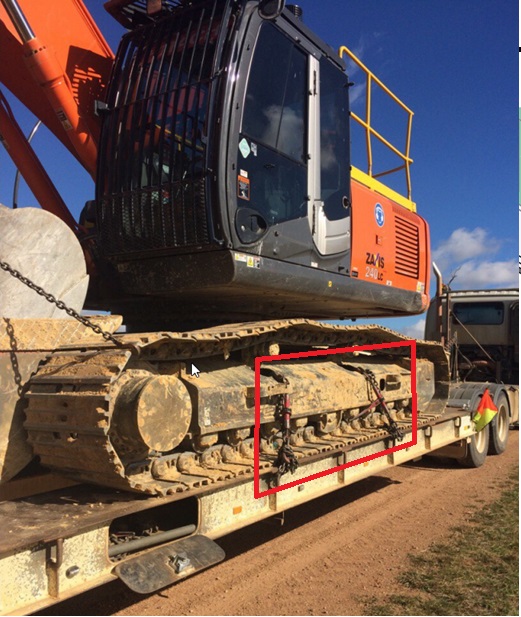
258 0 285 20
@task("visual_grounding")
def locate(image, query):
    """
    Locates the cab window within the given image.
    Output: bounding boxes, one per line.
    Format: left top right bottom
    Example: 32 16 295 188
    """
319 57 350 221
453 302 505 325
237 23 308 229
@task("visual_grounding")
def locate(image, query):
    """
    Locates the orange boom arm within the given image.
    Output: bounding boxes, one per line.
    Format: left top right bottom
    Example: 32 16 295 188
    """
0 0 114 178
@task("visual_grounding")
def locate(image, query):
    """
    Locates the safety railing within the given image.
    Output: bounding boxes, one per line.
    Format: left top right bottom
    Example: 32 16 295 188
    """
339 46 414 202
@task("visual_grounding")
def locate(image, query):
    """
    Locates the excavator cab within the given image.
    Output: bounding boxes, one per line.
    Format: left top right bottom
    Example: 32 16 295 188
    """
93 0 430 329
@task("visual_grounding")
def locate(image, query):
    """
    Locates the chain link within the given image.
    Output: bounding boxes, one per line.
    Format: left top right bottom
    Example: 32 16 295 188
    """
355 367 405 442
4 318 23 395
275 391 299 480
0 259 124 347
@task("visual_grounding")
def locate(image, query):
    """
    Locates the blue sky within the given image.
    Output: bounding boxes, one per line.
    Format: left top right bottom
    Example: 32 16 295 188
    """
0 0 517 337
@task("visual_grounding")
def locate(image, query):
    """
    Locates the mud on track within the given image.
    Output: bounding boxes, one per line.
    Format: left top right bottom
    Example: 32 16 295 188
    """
38 432 519 617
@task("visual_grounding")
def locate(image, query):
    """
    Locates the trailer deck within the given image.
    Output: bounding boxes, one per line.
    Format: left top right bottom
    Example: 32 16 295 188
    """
1 408 477 616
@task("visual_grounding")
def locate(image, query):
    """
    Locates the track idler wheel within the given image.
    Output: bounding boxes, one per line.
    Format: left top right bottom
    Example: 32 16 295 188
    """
111 374 192 460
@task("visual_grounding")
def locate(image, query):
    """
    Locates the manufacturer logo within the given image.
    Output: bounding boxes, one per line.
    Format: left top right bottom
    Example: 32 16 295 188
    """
375 203 385 227
365 252 386 281
366 253 385 268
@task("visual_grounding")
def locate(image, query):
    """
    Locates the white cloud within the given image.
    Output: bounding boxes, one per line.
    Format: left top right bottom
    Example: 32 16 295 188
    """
345 34 385 107
400 318 426 340
432 227 500 269
369 316 426 339
344 42 366 107
449 259 518 289
349 83 366 106
431 227 516 290
344 41 366 77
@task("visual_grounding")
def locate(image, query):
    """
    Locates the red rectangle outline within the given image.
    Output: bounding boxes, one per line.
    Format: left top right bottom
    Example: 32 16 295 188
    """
254 340 417 499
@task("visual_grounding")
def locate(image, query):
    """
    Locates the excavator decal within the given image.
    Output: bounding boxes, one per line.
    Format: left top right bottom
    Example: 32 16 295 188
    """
366 253 386 268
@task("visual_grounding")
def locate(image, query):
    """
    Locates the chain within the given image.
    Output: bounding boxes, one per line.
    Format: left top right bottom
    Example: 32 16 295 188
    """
261 368 299 480
0 259 124 347
275 390 299 481
354 367 405 442
4 317 23 395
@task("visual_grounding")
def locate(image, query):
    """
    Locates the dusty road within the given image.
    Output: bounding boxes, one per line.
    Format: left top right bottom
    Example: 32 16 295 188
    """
39 432 518 616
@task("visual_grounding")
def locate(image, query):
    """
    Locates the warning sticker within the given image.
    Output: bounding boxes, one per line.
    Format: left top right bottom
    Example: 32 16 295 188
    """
238 175 250 201
247 256 261 268
239 138 251 159
235 253 261 269
56 108 73 131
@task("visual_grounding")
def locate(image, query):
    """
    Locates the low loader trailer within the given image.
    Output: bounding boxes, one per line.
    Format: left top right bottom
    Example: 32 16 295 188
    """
0 1 517 614
0 316 517 616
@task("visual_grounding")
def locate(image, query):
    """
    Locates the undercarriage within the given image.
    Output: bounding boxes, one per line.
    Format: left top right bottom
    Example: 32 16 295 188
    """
22 320 449 496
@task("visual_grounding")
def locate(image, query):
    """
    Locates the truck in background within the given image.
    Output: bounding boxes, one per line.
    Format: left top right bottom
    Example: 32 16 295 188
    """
425 283 518 385
423 266 518 464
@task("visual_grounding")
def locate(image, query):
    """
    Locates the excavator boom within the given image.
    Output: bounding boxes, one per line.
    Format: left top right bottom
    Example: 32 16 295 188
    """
0 0 114 178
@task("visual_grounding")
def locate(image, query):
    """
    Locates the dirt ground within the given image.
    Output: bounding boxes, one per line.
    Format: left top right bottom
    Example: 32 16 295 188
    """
40 432 519 617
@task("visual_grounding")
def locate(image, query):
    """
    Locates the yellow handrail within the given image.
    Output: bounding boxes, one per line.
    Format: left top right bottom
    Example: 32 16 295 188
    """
339 45 414 201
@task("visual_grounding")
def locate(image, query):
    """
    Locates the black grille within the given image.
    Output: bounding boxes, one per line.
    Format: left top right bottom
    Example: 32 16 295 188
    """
99 180 207 255
98 0 227 257
394 215 420 279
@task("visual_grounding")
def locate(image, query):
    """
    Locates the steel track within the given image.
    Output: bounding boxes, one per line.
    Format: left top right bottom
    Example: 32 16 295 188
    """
24 320 449 496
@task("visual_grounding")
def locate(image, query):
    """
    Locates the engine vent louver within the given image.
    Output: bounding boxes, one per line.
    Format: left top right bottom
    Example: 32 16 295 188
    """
394 215 420 279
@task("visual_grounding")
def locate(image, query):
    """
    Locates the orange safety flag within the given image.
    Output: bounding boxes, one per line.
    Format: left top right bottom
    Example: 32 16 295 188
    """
473 388 498 432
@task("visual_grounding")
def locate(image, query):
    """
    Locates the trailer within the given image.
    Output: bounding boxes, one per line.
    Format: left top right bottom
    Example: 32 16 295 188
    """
0 375 516 616
0 1 517 614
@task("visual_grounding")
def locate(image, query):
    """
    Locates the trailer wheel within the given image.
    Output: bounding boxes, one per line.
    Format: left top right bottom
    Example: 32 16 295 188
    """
488 392 510 455
458 424 489 468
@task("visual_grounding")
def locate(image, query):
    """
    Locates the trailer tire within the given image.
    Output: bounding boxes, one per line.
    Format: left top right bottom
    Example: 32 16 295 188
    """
488 392 509 455
458 424 489 468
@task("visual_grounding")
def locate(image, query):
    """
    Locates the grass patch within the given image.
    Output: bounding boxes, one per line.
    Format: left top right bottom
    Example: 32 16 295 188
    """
367 467 519 616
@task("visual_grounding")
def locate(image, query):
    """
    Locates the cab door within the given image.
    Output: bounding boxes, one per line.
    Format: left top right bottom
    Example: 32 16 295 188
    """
308 56 352 256
233 22 309 246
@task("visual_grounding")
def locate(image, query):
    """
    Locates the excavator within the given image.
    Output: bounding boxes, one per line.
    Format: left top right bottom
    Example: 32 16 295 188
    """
0 0 448 497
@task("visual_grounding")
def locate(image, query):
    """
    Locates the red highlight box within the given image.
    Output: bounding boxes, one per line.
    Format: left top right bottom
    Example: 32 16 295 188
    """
254 340 417 499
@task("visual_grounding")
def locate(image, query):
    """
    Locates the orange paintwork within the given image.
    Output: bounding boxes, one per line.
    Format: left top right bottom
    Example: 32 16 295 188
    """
0 0 114 177
350 179 430 310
